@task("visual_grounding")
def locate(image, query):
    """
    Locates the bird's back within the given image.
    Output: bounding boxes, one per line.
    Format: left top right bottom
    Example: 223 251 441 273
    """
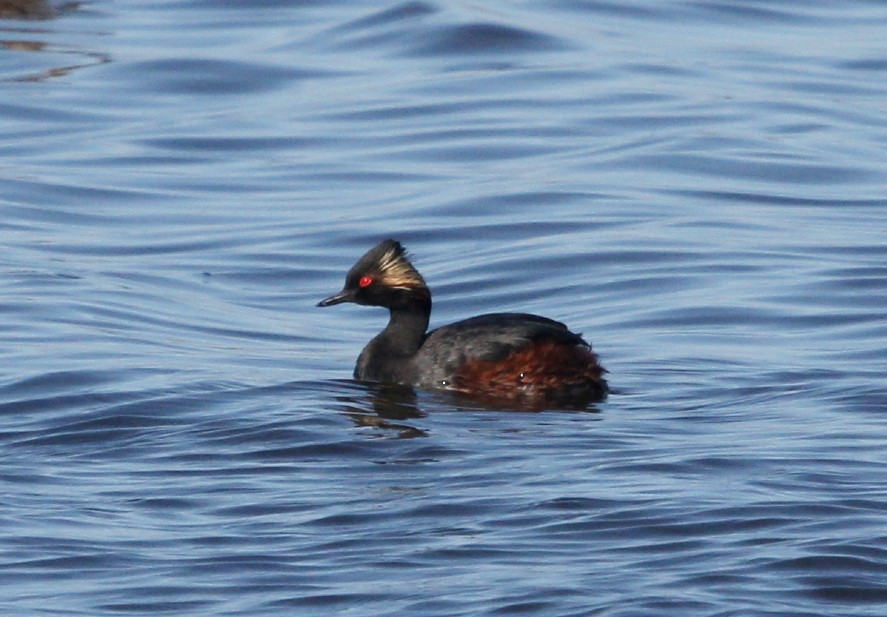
412 313 606 405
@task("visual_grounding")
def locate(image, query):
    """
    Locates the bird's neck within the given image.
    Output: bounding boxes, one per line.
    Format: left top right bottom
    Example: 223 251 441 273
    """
355 293 431 383
380 295 431 355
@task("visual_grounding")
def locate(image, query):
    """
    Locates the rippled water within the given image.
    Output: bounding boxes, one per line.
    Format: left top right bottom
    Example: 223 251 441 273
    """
2 1 886 615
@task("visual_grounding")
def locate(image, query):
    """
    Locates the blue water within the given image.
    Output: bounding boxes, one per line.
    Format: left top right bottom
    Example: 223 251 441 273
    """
2 1 886 615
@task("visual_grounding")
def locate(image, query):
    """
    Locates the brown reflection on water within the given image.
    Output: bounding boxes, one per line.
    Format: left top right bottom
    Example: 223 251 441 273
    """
0 0 60 20
342 384 429 439
1 2 109 82
2 41 110 82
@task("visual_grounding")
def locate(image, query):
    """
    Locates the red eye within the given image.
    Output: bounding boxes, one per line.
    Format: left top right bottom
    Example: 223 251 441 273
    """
358 275 373 288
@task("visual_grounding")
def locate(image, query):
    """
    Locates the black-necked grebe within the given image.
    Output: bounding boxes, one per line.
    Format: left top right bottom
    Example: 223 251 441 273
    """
318 240 607 406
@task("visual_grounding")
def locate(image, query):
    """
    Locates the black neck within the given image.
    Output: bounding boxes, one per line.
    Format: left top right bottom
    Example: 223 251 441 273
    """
355 293 431 383
380 295 431 354
354 286 433 383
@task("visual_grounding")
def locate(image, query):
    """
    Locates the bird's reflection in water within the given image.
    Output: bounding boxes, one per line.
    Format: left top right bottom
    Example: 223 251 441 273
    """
1 2 109 83
0 0 68 20
333 380 603 438
339 383 428 439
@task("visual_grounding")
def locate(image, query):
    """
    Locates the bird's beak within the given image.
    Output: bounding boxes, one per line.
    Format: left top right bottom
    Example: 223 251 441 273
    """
317 289 353 307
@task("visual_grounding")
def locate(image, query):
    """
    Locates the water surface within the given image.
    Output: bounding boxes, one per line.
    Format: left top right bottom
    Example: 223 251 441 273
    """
1 1 886 615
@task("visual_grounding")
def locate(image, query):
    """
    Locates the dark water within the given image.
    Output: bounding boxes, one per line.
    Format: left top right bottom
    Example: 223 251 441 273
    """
2 1 886 615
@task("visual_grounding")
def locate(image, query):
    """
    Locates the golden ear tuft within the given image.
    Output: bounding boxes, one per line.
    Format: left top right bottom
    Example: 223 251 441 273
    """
376 242 426 290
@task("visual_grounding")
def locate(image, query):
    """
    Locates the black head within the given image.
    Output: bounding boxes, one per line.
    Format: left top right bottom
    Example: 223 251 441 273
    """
317 239 429 309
